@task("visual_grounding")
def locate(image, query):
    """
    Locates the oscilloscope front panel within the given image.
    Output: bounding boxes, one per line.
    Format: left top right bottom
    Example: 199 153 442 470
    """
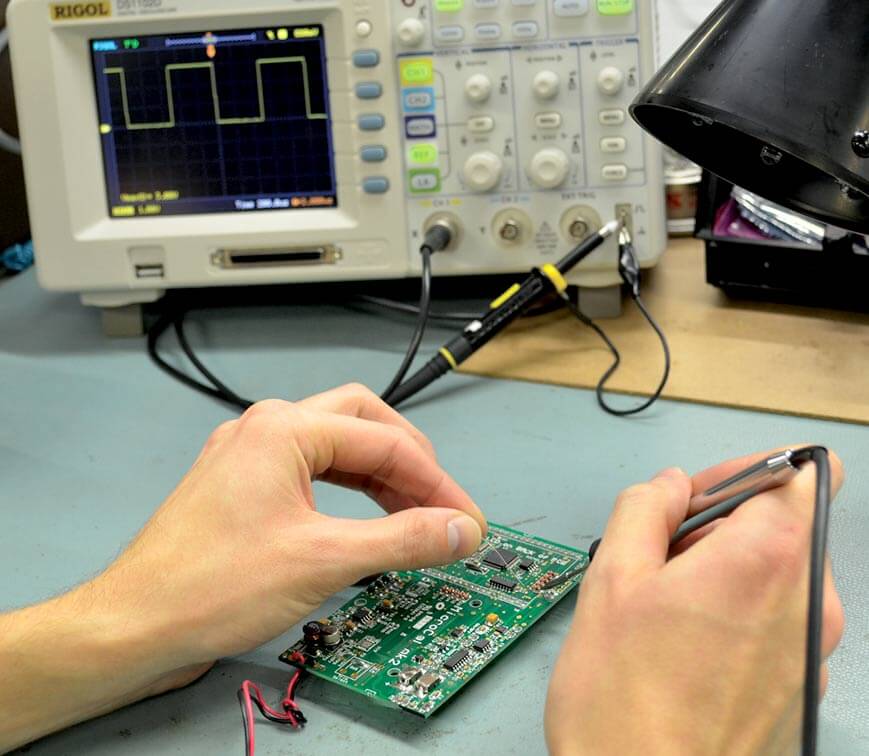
8 0 665 307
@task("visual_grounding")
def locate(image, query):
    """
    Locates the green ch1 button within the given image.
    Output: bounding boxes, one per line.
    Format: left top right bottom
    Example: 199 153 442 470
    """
598 0 633 15
435 0 464 12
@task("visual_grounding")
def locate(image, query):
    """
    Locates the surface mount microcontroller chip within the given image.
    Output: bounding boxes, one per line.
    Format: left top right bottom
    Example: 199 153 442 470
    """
482 547 519 570
280 523 588 717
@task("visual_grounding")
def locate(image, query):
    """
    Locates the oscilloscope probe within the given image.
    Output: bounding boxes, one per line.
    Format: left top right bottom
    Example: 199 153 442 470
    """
382 220 620 408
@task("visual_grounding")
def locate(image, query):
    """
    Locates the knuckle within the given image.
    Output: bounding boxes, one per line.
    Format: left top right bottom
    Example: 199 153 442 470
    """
400 513 431 566
343 382 378 401
374 426 412 477
241 398 294 426
616 483 656 510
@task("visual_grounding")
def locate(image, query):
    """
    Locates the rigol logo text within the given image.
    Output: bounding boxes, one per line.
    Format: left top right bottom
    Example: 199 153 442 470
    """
50 2 112 20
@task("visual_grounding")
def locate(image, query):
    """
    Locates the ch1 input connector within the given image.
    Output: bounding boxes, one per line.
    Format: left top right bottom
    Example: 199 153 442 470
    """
422 217 458 253
423 213 462 252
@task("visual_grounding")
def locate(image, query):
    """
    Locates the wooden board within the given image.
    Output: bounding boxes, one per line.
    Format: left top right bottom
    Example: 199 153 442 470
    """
460 239 869 425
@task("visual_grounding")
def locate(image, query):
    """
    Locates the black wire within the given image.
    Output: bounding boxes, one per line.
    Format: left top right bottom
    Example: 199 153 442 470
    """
380 246 433 403
147 312 230 404
564 293 670 416
236 689 253 756
173 317 254 411
792 446 831 756
356 295 477 322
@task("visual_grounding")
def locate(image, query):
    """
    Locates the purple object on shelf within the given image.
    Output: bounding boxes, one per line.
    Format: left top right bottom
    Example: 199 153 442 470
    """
713 198 769 240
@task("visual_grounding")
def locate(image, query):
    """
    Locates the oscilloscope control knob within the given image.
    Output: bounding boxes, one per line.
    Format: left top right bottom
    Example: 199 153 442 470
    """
398 18 426 47
462 151 503 193
464 74 492 104
597 66 625 96
532 70 560 101
528 148 570 189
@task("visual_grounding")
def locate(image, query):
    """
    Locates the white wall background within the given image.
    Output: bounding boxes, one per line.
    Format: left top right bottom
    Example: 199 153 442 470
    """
656 0 722 64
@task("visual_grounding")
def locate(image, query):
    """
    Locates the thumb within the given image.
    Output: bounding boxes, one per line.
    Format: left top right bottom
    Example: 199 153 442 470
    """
330 508 484 582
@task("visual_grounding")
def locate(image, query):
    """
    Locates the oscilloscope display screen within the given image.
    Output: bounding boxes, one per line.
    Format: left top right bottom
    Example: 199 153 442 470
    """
90 25 337 218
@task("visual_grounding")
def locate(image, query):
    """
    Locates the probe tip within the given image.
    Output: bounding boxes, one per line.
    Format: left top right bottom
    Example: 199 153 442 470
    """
600 219 621 238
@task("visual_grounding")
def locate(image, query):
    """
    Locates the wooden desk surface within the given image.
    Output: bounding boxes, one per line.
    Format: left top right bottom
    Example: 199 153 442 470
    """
462 238 869 425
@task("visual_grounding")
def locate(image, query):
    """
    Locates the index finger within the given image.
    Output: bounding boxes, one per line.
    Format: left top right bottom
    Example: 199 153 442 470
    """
291 408 488 534
296 383 437 460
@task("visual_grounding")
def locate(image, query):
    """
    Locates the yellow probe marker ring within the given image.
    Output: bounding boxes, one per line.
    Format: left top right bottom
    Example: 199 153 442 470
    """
540 263 568 294
439 348 458 369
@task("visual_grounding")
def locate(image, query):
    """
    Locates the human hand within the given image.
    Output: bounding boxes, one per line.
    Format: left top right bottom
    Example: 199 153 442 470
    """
99 384 485 676
545 447 844 756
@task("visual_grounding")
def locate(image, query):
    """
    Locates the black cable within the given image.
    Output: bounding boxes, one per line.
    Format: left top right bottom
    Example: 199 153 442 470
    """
173 317 254 411
356 295 477 322
380 246 433 403
791 446 831 756
357 292 565 322
147 312 230 405
563 293 670 416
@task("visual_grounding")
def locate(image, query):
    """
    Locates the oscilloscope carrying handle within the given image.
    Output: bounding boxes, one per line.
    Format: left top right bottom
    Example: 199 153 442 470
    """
385 221 619 408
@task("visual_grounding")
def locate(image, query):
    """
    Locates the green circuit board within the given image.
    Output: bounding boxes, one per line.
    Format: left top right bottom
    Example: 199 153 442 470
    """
279 523 588 717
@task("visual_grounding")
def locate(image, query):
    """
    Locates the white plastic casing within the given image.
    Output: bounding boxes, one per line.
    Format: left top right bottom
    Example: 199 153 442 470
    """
8 0 665 307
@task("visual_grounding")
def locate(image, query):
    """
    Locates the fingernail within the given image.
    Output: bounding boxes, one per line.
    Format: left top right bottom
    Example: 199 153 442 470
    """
654 467 685 481
447 515 482 556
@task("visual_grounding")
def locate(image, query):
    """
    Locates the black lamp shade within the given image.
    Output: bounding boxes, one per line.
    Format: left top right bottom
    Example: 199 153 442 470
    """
631 0 869 234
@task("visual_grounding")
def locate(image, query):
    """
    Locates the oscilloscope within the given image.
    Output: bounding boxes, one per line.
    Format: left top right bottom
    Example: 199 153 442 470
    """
8 0 666 310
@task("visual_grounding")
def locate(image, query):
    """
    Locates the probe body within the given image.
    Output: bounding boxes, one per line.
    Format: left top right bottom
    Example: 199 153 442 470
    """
386 220 620 406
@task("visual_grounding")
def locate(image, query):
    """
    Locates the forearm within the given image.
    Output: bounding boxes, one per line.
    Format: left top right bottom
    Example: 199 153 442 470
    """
0 580 187 753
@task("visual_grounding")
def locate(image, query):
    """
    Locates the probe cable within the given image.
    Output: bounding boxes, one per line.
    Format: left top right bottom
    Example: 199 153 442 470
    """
562 225 671 417
383 220 621 408
147 223 455 412
581 446 831 756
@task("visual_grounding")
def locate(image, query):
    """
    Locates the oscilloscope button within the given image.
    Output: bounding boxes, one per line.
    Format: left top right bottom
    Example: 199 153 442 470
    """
534 111 562 129
600 136 626 153
352 50 381 68
434 26 465 43
406 116 437 138
598 108 626 126
474 23 502 41
355 82 383 100
362 177 390 194
601 164 629 181
358 114 386 131
554 0 590 15
512 21 540 39
474 0 499 7
360 146 388 162
467 115 495 133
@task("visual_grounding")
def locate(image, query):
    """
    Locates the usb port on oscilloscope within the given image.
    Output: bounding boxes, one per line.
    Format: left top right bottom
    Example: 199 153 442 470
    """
134 263 165 279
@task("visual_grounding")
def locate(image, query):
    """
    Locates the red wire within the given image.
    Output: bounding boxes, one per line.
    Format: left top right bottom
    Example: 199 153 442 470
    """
238 654 307 756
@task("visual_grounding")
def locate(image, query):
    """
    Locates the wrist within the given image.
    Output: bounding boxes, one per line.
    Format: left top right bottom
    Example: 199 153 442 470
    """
0 578 197 753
